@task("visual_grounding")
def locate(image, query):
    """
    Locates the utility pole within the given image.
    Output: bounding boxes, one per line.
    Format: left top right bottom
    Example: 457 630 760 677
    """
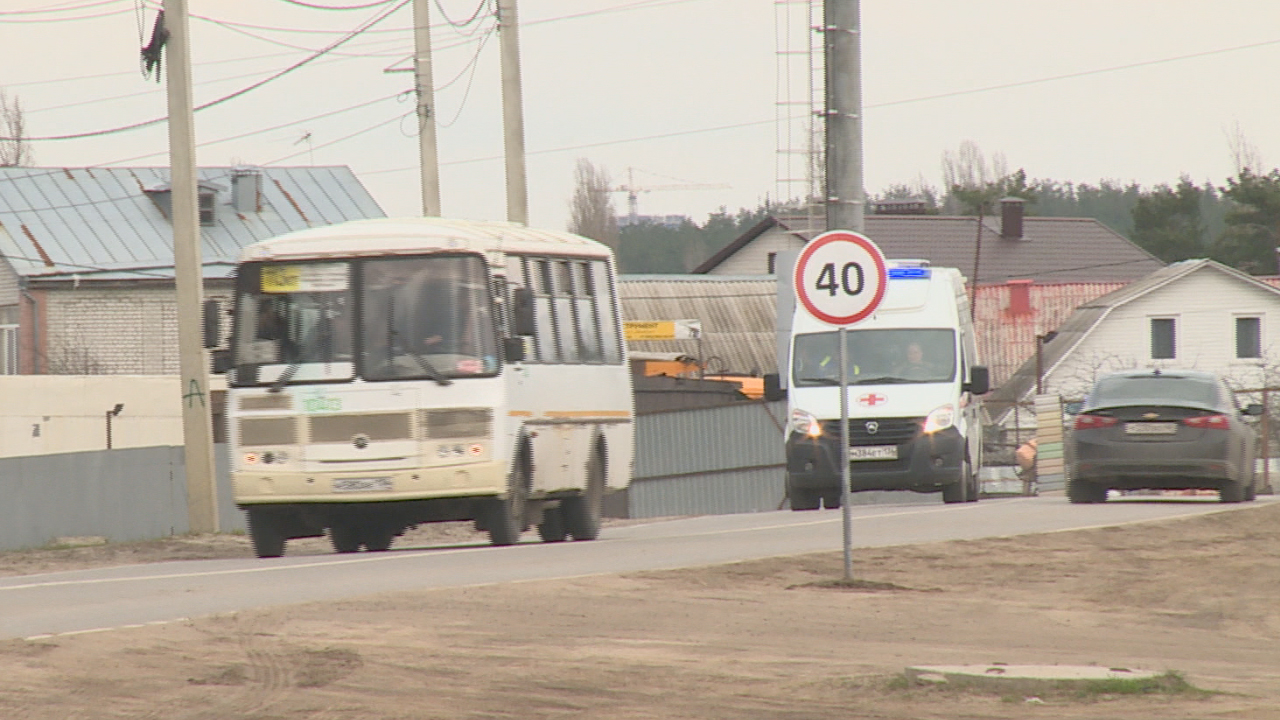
823 0 863 233
497 0 528 225
165 0 219 534
412 0 441 216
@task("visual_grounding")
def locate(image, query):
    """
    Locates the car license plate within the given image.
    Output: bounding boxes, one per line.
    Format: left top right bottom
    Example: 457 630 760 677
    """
333 477 393 493
1124 422 1177 435
849 445 897 461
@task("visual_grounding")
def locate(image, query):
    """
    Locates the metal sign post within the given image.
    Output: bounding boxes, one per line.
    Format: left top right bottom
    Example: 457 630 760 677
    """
792 230 887 581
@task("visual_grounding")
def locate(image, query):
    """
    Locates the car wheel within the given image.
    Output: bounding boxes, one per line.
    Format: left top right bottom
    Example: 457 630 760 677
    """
1219 480 1245 503
1067 478 1107 504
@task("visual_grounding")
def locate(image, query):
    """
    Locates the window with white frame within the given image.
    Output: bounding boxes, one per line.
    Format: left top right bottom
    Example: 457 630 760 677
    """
1236 316 1262 359
0 304 17 374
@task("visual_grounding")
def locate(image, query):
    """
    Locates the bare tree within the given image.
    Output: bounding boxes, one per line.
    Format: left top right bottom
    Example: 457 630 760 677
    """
0 90 33 166
567 159 619 250
1226 122 1263 176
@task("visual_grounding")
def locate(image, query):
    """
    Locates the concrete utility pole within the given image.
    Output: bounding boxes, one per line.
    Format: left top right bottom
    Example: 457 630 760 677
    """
497 0 529 225
823 0 864 233
164 0 219 534
412 0 442 216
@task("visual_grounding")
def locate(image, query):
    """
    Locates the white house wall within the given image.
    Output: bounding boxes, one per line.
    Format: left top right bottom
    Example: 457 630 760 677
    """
42 284 233 374
1045 268 1280 399
706 227 803 276
0 375 226 458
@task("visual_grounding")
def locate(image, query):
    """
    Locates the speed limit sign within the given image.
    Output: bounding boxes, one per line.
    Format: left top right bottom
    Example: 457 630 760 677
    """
793 230 887 326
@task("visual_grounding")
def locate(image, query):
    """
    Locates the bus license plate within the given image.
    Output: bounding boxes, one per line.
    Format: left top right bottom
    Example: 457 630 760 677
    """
333 477 393 493
849 445 897 461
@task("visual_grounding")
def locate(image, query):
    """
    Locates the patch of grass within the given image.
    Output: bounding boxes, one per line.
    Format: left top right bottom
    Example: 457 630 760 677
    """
882 670 1214 704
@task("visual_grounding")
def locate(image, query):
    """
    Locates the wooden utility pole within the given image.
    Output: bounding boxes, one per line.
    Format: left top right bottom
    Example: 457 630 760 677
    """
497 0 528 225
164 0 219 533
823 0 863 233
412 0 441 216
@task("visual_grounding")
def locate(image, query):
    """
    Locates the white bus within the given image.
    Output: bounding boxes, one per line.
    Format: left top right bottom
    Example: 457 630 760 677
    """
217 217 634 557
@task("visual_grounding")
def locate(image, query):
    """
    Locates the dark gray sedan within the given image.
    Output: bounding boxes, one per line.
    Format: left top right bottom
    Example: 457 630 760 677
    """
1065 369 1263 503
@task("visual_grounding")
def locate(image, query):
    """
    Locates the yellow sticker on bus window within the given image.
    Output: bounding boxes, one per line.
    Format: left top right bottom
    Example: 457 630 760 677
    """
261 266 301 293
261 264 349 293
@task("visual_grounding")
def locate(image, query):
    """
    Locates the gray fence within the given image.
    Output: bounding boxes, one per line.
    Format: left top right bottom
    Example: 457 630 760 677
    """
630 401 789 518
0 445 244 552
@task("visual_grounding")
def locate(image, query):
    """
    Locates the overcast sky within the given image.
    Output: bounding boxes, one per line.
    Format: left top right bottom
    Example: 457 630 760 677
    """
4 1 1280 232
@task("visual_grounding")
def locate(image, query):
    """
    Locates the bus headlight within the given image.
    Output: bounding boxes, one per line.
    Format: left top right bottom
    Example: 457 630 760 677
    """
789 408 823 438
923 404 955 434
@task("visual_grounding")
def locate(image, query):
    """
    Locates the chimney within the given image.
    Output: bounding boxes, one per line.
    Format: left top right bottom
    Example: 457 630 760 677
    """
231 166 262 214
1006 278 1033 316
1000 197 1024 240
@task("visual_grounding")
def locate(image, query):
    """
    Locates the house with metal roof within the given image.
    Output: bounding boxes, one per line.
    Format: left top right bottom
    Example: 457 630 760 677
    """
986 259 1280 436
691 199 1164 284
0 165 384 375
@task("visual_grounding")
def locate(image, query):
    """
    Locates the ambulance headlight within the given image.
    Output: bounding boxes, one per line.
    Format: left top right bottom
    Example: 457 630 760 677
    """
923 404 955 434
789 408 823 438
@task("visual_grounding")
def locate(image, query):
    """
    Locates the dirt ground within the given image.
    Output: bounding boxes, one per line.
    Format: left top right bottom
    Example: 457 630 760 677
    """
3 499 1280 720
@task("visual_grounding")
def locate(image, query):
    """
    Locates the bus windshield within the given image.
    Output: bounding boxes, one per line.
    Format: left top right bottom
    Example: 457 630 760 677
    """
230 255 500 387
792 328 956 386
360 255 499 381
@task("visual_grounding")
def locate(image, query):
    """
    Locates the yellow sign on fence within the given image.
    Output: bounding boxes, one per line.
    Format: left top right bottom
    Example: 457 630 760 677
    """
624 319 701 341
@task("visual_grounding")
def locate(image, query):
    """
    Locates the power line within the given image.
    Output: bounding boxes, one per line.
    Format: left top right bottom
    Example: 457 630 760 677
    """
0 0 125 16
1 0 411 142
274 0 394 9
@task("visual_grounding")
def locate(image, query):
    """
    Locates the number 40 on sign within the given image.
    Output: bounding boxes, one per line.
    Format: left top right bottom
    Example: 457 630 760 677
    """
792 230 888 327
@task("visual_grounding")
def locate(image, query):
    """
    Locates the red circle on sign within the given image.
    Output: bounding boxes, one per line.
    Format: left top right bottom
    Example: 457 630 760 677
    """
792 231 887 326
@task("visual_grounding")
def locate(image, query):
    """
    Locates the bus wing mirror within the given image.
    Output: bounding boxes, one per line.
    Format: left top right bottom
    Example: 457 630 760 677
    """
511 287 535 336
965 366 990 395
503 336 526 363
202 299 221 349
210 349 233 374
763 373 786 402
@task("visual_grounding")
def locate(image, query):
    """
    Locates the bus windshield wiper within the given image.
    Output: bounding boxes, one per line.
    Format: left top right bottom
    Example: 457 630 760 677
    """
267 317 330 394
409 352 452 386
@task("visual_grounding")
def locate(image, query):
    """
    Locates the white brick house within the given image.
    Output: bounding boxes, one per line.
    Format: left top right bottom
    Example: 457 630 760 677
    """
0 166 384 375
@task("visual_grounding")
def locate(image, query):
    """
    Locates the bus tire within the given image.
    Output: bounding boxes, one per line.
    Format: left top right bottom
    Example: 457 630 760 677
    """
489 452 531 546
788 481 821 511
537 506 567 543
941 479 967 504
330 521 362 553
564 444 605 541
363 525 396 552
246 508 286 558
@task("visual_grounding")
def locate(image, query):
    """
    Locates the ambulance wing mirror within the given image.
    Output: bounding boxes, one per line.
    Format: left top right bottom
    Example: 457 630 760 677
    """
965 366 990 395
511 287 536 336
763 373 786 402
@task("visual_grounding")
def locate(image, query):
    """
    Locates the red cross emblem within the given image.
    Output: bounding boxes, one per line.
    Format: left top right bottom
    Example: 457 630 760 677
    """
858 393 887 407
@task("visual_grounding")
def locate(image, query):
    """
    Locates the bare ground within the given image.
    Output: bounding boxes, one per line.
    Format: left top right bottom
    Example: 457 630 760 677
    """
3 499 1280 719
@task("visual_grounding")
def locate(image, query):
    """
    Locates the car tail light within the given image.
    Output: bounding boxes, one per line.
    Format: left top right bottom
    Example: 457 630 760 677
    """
1073 414 1118 430
1183 414 1229 429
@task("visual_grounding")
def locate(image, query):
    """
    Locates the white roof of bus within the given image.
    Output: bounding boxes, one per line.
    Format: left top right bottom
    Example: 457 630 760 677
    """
238 217 611 262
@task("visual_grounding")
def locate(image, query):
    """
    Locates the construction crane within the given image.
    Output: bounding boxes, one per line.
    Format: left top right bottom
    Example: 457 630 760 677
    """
610 167 730 225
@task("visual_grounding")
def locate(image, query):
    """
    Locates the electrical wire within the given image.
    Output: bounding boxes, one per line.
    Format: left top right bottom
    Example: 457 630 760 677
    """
0 0 125 15
3 0 412 142
0 4 132 22
274 0 395 10
433 0 489 28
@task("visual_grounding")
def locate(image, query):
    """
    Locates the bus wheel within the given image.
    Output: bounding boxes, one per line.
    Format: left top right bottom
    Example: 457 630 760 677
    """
362 525 396 552
488 457 530 546
330 521 361 553
247 508 286 558
537 506 567 542
564 447 605 541
788 480 821 511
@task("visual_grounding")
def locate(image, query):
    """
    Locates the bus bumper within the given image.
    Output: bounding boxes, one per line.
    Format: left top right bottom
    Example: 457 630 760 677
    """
233 460 507 505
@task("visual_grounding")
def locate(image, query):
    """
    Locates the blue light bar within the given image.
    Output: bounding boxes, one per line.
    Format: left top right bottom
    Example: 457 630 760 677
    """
888 267 931 279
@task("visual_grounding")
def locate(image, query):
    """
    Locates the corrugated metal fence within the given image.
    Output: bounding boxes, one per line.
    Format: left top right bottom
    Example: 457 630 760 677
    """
630 401 789 517
0 445 244 552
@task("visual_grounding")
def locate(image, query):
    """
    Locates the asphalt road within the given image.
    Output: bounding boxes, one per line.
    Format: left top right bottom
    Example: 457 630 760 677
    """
2 494 1269 641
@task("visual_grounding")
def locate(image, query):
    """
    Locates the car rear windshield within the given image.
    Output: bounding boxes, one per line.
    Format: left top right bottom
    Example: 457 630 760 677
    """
1089 376 1220 408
